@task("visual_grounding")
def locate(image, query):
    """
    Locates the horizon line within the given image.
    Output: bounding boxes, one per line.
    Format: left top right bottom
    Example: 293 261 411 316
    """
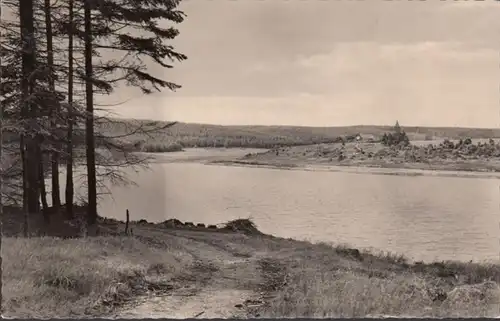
112 117 500 131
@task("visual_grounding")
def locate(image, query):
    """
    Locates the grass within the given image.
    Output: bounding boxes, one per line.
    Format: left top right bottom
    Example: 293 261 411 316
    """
260 243 500 318
2 236 192 318
3 218 500 318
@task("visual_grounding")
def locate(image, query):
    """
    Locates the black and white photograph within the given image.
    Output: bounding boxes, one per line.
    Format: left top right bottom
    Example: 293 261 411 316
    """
2 0 500 318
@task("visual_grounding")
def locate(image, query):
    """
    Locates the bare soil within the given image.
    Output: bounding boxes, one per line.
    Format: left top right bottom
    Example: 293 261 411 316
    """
113 227 268 319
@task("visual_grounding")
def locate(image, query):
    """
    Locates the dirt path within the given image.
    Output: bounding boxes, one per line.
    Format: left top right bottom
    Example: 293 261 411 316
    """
116 288 258 319
113 228 270 319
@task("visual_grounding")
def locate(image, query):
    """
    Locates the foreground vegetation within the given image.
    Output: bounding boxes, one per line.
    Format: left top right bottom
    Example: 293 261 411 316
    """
3 214 500 318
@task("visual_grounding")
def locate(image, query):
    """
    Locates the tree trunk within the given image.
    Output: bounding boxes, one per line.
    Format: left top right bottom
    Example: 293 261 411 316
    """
1 55 4 315
65 0 75 220
20 135 28 226
38 149 49 223
84 0 97 228
19 0 39 236
44 0 61 212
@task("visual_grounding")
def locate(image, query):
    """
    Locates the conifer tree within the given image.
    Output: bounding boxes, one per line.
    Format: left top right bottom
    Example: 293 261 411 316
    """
78 0 187 227
1 0 187 232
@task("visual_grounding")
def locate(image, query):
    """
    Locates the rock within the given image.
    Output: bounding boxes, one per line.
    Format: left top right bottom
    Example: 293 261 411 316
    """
184 221 195 227
207 225 217 229
196 223 205 228
443 281 499 306
427 286 448 302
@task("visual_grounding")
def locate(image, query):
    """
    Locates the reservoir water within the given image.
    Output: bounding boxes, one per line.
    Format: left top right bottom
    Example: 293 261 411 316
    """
56 149 500 263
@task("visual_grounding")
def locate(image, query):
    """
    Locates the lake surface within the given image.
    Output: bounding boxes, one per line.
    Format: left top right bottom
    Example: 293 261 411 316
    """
57 148 500 263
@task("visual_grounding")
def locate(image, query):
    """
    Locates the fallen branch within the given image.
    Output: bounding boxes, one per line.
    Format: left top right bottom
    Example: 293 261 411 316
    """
193 311 205 318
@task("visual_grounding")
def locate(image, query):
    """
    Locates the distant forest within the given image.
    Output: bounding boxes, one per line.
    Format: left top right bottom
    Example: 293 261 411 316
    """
96 119 500 150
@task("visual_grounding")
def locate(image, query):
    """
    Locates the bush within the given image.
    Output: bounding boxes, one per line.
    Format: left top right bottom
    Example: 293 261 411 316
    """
142 142 184 153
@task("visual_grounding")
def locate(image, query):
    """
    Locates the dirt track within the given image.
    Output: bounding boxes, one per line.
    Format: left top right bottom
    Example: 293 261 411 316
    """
113 227 282 319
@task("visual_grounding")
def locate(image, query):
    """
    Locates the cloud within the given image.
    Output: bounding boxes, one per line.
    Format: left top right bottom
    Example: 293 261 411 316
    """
445 1 500 9
106 2 500 127
108 41 499 127
235 41 497 97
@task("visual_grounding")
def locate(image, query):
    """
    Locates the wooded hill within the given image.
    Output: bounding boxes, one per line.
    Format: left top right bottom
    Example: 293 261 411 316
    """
95 119 500 150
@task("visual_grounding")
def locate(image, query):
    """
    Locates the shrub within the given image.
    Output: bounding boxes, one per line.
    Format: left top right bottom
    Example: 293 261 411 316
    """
142 142 184 153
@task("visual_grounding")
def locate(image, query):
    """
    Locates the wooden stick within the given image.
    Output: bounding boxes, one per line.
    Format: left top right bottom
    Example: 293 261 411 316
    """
125 209 129 235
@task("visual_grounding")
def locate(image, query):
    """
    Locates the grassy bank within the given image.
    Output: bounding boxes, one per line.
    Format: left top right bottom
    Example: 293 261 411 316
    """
3 214 500 318
233 140 500 174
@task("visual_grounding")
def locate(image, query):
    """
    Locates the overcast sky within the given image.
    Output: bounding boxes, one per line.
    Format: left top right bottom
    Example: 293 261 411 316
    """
105 0 500 128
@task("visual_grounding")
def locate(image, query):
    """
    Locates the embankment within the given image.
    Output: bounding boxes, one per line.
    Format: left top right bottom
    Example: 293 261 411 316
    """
3 211 500 318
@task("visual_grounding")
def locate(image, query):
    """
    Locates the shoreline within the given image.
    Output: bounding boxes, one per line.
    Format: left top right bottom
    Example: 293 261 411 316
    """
208 159 500 180
138 144 500 180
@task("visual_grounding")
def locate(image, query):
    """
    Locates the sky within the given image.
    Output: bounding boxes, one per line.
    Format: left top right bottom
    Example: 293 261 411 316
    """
102 1 500 127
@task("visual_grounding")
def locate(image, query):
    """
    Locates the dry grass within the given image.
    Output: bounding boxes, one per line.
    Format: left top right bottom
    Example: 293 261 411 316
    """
152 228 500 318
2 236 191 318
3 220 500 318
262 266 500 318
259 243 500 318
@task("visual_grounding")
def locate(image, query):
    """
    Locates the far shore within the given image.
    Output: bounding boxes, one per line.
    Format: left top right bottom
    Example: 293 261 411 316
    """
208 159 500 180
138 144 500 180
